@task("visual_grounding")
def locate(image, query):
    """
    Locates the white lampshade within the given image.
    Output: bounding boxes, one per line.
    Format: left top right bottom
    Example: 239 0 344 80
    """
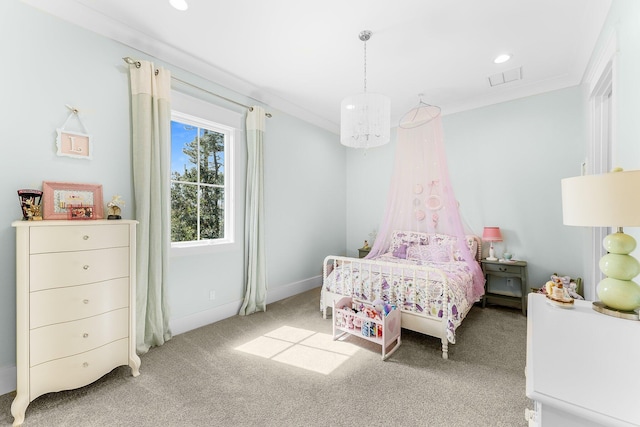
340 92 391 148
561 170 640 227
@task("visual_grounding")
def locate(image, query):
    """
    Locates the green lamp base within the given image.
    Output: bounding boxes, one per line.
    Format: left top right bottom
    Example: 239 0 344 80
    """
592 301 640 321
595 230 640 314
597 277 640 311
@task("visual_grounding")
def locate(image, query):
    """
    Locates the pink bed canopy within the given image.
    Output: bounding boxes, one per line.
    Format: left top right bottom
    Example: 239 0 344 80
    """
365 103 485 301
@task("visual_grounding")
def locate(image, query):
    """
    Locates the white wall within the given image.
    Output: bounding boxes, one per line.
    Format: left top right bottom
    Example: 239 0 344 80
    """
0 0 345 394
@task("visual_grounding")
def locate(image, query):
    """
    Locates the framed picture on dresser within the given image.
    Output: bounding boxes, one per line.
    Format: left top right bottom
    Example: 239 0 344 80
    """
42 181 103 220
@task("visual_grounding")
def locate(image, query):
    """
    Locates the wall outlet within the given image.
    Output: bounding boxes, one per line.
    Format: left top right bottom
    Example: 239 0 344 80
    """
209 290 216 300
506 278 513 287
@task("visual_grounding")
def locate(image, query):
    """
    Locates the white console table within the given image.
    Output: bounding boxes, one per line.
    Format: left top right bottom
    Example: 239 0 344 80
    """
526 293 640 426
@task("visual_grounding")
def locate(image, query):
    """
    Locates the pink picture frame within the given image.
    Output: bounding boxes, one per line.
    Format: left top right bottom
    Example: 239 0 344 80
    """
42 181 104 220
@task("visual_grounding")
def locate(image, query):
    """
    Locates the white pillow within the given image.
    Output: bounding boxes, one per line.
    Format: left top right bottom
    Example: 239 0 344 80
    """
407 244 451 262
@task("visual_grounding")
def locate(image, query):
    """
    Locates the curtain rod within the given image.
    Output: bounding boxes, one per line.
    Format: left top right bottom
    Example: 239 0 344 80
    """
122 57 271 118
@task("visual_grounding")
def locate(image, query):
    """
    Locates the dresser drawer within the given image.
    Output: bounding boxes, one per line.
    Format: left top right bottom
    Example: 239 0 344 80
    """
30 247 129 291
30 224 129 254
30 308 129 367
30 278 129 328
483 263 523 274
30 338 129 401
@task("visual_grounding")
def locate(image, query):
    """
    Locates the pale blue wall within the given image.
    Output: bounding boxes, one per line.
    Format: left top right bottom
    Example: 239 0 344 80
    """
345 139 396 257
444 88 586 286
346 87 586 288
0 0 345 392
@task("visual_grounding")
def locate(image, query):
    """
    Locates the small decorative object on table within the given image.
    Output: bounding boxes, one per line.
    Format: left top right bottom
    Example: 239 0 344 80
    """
17 190 43 221
535 274 584 300
67 204 95 220
544 277 574 308
358 240 371 258
107 195 125 220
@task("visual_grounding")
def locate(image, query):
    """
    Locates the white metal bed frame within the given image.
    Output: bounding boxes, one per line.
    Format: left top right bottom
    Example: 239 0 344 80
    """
321 236 482 359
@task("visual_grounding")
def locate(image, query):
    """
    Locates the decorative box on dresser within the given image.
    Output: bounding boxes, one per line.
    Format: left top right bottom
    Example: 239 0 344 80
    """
525 293 640 427
10 220 140 427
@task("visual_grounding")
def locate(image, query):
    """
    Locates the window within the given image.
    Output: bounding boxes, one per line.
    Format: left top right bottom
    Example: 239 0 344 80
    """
170 111 234 247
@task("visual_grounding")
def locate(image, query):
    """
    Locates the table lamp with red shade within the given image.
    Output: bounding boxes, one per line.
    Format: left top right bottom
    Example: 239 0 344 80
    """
482 226 503 261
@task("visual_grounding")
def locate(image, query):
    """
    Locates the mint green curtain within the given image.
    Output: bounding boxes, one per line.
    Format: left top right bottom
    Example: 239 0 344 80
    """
127 60 172 352
240 106 267 315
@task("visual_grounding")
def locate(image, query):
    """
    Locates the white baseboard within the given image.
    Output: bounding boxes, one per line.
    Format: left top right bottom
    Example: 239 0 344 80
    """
0 364 16 396
266 275 321 305
169 299 243 336
170 275 322 336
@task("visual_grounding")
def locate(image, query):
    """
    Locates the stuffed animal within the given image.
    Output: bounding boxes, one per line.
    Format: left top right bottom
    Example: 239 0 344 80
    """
372 298 392 317
353 317 362 329
363 306 378 320
346 314 354 329
372 299 384 318
551 274 583 299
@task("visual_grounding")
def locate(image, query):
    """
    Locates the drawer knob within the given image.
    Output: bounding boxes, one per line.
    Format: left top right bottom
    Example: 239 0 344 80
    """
83 265 90 270
83 333 89 338
499 267 507 272
82 362 89 368
83 235 89 240
83 299 89 304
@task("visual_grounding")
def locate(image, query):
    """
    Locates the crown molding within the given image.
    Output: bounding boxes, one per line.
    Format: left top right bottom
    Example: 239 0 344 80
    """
21 0 338 133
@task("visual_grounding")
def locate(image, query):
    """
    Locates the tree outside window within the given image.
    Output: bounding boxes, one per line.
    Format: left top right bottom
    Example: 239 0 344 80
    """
170 113 229 244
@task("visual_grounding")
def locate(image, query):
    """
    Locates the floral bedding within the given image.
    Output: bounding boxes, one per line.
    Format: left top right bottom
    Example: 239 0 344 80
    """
323 254 476 344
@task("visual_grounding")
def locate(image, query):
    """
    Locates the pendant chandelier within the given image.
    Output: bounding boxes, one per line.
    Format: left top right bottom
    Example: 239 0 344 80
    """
340 30 391 148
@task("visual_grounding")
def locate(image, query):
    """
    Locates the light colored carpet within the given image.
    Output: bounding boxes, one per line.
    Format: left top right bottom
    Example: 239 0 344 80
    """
0 287 531 426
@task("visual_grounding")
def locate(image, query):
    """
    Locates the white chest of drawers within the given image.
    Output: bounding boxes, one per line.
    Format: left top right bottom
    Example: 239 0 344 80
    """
10 220 141 427
526 293 640 426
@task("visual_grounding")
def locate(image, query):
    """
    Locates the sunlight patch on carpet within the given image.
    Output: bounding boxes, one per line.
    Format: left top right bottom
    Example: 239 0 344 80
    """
264 325 315 342
234 326 359 374
234 336 294 359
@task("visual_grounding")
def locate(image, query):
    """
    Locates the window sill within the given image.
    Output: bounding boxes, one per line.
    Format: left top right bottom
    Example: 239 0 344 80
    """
170 239 238 257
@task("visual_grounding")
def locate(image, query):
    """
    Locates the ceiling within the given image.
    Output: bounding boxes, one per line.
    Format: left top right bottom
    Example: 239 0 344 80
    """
23 0 612 133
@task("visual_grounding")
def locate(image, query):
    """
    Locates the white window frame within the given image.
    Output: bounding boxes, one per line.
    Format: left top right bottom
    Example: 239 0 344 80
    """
170 91 242 257
584 30 617 300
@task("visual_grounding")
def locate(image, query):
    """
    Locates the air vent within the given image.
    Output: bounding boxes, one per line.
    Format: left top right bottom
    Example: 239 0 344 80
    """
488 66 522 87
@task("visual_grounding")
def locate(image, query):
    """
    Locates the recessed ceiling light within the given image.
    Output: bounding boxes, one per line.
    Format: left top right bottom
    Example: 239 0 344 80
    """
170 0 188 11
494 54 512 64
